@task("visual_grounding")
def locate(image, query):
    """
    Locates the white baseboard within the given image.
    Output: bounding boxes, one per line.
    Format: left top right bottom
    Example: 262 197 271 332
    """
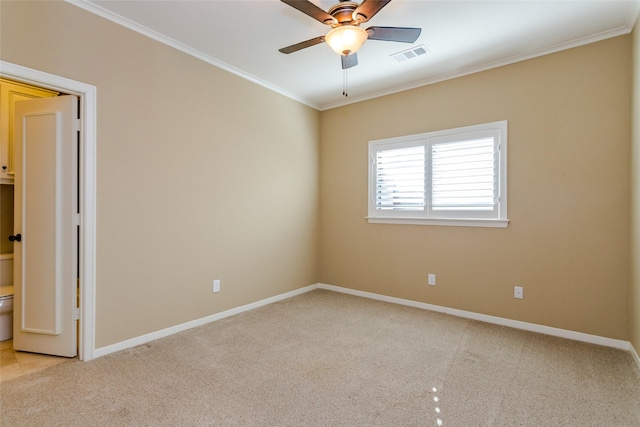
317 283 632 351
94 282 636 368
93 284 318 359
631 343 640 372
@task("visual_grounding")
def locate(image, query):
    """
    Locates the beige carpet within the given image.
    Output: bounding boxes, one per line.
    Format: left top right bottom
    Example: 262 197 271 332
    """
1 289 639 426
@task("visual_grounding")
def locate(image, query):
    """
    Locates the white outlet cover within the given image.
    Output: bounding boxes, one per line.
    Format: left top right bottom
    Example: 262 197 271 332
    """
428 274 436 286
514 286 523 299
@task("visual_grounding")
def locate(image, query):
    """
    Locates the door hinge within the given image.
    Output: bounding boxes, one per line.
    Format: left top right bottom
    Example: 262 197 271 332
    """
72 307 80 321
73 213 81 226
73 118 81 132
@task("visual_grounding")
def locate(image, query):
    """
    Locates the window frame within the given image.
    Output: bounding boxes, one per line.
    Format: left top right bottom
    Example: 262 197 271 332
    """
367 121 509 228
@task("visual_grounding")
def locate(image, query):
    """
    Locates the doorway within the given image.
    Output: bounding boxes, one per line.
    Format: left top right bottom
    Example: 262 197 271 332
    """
0 60 97 361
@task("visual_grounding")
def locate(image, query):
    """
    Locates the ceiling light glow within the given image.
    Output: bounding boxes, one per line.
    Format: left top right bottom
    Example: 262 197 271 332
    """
325 26 368 56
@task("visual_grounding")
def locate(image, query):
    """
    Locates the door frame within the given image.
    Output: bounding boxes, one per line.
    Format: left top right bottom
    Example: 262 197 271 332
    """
1 60 97 361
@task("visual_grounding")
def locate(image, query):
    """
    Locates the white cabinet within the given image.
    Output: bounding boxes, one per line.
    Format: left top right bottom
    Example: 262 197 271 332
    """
0 79 58 184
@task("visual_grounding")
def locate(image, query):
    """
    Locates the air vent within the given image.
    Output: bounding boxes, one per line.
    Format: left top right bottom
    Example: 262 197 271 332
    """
391 45 430 62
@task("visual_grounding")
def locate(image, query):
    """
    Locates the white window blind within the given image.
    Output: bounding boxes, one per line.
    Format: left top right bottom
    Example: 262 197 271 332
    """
375 146 425 211
368 121 508 227
431 137 496 211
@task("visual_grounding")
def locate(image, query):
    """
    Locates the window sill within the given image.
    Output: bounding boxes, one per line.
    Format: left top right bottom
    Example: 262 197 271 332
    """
366 217 510 228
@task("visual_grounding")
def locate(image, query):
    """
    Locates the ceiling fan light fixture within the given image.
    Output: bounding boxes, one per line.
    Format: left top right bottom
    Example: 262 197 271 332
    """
325 25 368 56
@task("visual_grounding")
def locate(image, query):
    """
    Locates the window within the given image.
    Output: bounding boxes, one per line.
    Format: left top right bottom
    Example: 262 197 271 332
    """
368 121 508 227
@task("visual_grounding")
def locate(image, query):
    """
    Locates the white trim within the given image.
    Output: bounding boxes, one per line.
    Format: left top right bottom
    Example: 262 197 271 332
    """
93 282 636 364
317 283 632 351
631 343 640 372
0 61 97 361
93 284 317 359
64 0 320 111
366 217 509 228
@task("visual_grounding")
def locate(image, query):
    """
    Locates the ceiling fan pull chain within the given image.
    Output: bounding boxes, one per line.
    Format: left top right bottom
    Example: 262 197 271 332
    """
343 69 348 97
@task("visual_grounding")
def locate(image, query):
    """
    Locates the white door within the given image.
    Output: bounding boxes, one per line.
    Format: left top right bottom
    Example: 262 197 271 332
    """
12 95 78 357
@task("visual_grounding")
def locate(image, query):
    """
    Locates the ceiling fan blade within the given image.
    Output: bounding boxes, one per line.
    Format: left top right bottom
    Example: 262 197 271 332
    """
341 53 358 69
354 0 392 23
281 0 336 25
366 26 421 43
279 36 326 54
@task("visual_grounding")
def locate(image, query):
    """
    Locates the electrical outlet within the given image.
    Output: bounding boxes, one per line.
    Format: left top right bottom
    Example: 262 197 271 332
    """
428 274 436 286
213 279 220 293
514 286 523 299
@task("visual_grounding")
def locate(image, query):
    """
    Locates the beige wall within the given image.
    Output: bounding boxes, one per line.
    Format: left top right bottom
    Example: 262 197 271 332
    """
320 36 631 340
631 17 640 352
0 0 320 347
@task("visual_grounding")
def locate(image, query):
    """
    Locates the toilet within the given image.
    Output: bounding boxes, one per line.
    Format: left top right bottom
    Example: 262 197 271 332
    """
0 289 12 341
0 254 14 341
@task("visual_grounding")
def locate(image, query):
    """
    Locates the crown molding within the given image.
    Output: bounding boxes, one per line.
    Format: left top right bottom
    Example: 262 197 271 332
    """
65 0 320 110
318 25 632 110
66 0 636 112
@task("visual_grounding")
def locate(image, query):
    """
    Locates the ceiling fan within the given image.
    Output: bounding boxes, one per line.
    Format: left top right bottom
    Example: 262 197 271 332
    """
279 0 422 70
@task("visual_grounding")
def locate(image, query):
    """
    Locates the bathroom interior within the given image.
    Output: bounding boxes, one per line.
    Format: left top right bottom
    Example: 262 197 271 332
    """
1 182 14 342
0 78 71 381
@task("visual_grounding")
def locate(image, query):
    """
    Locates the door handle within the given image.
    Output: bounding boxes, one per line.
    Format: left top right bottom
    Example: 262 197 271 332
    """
8 234 21 242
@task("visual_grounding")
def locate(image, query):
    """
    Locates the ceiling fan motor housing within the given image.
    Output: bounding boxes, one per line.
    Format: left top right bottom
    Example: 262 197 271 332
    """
328 1 362 26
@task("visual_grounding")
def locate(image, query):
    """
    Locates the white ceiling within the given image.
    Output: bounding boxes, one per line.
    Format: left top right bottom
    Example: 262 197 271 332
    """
71 0 640 110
